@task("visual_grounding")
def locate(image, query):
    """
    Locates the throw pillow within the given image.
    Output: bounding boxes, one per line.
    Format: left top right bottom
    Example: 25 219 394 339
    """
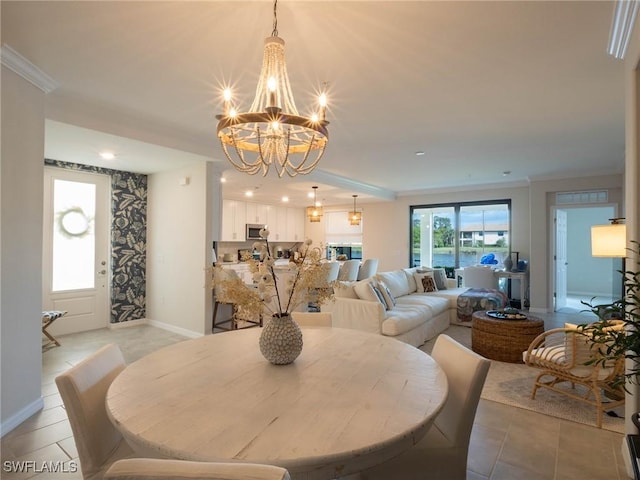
421 275 438 293
377 280 396 309
370 283 391 310
432 268 448 290
353 279 378 302
414 272 436 293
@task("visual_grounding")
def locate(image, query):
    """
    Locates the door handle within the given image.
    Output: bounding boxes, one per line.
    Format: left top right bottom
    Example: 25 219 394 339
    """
98 270 107 275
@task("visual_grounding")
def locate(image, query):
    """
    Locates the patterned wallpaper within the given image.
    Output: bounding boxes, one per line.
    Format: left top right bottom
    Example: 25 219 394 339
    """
45 159 147 323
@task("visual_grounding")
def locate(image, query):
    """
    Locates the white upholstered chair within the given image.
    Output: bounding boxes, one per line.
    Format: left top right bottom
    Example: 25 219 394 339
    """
324 261 341 283
291 311 333 327
338 259 360 281
462 265 498 289
104 459 291 480
361 334 490 480
55 344 134 480
357 258 379 281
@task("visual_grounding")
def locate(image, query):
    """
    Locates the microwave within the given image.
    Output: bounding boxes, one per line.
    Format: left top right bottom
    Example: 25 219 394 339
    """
246 224 266 240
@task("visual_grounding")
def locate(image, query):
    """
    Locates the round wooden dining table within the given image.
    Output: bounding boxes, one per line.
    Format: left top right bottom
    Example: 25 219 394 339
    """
106 327 448 480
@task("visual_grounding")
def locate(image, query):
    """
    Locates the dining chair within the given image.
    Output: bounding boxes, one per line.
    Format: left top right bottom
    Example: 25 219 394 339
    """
104 458 291 480
338 259 361 281
361 334 490 480
291 311 333 327
357 258 379 281
55 344 134 480
462 265 498 289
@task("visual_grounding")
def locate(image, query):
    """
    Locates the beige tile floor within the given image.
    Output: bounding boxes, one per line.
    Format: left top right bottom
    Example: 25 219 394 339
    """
1 314 632 480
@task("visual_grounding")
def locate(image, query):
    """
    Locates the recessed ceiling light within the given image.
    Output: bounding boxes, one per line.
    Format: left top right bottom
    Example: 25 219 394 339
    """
99 151 116 160
503 170 511 176
282 196 289 202
415 151 425 156
245 190 254 197
220 177 227 183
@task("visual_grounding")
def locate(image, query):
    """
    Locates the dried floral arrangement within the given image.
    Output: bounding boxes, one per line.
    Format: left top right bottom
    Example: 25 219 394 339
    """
212 229 334 319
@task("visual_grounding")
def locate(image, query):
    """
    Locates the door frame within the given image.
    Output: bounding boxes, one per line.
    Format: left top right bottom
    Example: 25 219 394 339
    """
550 203 618 312
43 167 112 335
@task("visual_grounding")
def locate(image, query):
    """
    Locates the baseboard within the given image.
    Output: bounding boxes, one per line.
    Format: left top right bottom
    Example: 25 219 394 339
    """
147 319 202 339
108 318 148 329
1 397 44 438
529 307 550 314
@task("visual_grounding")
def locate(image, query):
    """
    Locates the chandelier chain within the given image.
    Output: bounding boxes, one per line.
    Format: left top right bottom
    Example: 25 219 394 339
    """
272 0 279 37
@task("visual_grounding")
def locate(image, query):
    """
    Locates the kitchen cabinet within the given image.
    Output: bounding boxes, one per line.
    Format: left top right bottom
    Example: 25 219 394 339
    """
222 200 304 243
288 208 305 242
246 202 272 225
221 199 246 241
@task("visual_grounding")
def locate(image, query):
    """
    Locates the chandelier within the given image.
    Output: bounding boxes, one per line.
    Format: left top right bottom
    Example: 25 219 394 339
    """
307 186 323 222
348 195 362 226
216 0 329 177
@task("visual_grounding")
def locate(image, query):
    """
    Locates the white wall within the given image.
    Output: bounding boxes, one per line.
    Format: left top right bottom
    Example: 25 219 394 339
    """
146 162 218 336
565 206 617 297
1 67 46 434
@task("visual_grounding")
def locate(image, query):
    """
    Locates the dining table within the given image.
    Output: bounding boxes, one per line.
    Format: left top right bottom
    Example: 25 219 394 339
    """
106 327 448 480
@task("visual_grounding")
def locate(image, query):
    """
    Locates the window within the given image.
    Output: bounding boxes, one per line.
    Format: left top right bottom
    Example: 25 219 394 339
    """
410 200 511 269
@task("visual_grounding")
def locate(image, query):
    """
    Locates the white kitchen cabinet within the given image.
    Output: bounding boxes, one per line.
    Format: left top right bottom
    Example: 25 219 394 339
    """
221 199 246 241
246 202 272 225
288 207 305 242
272 206 288 242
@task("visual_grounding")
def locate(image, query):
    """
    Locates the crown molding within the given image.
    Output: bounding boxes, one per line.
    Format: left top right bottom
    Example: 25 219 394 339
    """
1 44 59 93
306 169 396 201
607 0 639 59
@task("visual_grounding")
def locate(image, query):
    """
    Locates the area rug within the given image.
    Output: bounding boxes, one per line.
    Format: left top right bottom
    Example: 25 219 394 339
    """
420 325 625 433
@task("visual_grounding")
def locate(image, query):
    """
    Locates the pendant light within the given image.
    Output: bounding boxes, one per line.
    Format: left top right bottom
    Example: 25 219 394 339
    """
307 186 323 222
348 195 362 226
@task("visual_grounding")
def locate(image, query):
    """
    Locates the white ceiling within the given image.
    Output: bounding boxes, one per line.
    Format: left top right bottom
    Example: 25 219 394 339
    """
2 1 626 207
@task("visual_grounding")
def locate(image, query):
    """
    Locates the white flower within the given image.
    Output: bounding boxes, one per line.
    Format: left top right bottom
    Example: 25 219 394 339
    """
259 228 270 239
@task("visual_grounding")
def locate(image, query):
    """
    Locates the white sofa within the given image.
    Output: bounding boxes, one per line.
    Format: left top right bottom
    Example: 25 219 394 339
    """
321 267 468 347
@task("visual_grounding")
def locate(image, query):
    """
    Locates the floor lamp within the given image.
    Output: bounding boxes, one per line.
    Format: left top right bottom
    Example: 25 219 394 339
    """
591 218 627 299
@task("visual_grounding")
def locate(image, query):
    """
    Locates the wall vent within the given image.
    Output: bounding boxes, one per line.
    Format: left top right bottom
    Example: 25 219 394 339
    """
556 190 608 205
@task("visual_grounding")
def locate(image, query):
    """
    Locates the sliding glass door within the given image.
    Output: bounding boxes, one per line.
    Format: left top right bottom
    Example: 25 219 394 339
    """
411 200 510 269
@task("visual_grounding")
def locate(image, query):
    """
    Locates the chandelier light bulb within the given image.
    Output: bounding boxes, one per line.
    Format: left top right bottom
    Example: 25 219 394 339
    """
223 88 232 101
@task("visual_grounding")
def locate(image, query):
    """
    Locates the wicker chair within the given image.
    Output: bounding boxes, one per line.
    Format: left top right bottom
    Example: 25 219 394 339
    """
523 322 625 428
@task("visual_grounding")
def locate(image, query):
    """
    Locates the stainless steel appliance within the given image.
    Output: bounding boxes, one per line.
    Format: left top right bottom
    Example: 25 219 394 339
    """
246 224 266 240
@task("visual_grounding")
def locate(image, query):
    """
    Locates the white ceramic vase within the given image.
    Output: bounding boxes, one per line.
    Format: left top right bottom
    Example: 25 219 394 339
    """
259 314 303 365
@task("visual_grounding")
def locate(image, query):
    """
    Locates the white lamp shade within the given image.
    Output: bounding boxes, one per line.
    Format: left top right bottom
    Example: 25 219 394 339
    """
591 224 626 257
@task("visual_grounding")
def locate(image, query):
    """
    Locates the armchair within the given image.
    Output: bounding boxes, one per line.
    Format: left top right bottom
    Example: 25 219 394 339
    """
523 321 625 428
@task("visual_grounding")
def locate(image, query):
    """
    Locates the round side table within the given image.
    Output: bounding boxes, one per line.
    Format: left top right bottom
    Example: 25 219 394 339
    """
471 310 544 363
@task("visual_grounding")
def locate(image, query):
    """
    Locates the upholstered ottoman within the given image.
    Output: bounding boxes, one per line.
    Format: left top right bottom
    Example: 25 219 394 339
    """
456 288 508 325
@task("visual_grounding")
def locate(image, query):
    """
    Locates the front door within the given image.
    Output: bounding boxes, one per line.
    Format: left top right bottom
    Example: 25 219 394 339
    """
43 167 111 335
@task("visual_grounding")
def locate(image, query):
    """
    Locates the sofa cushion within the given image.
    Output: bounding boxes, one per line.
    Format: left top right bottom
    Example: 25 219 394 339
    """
376 270 411 298
425 287 469 309
381 304 432 336
353 278 378 302
396 294 449 317
334 281 358 299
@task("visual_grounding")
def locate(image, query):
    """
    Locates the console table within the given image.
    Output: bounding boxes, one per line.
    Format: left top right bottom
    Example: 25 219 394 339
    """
494 270 529 309
106 328 448 480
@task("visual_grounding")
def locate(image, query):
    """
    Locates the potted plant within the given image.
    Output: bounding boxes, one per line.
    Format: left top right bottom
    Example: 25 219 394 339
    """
580 240 640 390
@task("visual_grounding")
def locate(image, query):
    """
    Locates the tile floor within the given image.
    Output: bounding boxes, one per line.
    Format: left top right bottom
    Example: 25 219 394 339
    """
0 311 632 480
